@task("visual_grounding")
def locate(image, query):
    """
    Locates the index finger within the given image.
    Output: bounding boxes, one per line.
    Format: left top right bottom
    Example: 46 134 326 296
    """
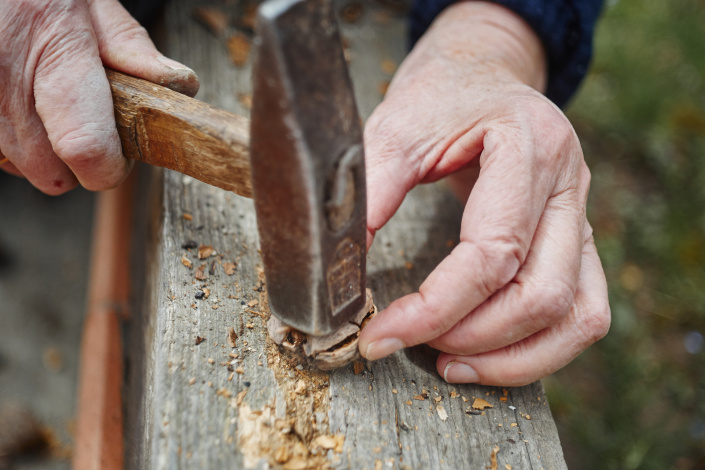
33 1 128 191
359 111 582 360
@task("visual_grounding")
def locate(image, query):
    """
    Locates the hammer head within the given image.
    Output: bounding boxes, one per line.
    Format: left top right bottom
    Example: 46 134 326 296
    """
250 0 366 335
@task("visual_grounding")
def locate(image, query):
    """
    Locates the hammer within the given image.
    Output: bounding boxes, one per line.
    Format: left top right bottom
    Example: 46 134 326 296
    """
108 0 367 336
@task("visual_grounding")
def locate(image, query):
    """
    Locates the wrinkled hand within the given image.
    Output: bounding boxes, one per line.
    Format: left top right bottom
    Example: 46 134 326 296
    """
0 0 199 194
358 1 610 386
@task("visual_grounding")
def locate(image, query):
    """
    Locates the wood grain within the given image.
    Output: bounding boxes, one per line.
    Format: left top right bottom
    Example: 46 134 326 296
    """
123 1 568 468
108 69 252 198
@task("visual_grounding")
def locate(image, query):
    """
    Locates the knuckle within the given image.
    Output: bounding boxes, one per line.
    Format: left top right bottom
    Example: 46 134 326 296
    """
584 302 611 344
53 129 125 189
523 99 579 166
470 238 525 297
528 281 575 325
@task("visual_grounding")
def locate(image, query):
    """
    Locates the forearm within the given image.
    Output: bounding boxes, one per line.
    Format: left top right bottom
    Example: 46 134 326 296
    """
398 1 547 93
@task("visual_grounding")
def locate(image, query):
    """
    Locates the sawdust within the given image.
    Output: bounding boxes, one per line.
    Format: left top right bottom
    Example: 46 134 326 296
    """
231 268 345 469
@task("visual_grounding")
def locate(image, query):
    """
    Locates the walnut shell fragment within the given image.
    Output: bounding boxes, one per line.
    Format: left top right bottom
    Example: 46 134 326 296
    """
267 289 376 371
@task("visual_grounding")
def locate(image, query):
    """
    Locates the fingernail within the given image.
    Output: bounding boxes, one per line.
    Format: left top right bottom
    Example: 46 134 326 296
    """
443 362 479 383
158 56 195 72
364 338 404 361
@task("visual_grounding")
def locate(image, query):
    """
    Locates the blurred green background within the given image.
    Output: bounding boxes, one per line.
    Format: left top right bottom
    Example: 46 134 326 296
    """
544 0 705 468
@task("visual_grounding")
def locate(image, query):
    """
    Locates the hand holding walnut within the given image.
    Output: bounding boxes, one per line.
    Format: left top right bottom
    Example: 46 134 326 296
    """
358 1 610 386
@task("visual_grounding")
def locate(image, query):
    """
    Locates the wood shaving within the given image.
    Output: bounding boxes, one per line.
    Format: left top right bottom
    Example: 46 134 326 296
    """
235 367 244 374
311 434 341 451
274 446 289 463
202 288 210 299
248 299 259 307
198 244 215 259
353 360 365 375
413 395 425 401
295 380 306 395
236 390 247 406
227 327 237 348
436 405 448 421
472 398 493 410
207 358 214 364
194 265 207 280
223 262 237 275
181 255 192 269
489 445 499 470
227 32 251 66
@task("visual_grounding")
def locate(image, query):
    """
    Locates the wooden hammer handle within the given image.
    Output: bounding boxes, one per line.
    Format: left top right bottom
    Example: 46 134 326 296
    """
107 69 253 198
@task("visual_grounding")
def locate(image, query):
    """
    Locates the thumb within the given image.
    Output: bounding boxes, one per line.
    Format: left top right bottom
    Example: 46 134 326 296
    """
87 0 199 97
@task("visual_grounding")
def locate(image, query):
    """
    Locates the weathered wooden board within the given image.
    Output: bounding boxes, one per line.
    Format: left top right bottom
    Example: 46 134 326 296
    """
124 1 567 469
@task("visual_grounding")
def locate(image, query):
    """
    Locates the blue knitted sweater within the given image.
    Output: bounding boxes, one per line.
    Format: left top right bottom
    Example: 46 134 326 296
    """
410 0 604 107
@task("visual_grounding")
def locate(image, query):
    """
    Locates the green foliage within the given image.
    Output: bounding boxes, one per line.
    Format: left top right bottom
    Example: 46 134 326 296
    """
546 0 705 468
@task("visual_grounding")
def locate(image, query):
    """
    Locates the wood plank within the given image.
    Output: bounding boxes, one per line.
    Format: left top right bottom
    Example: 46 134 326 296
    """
124 1 567 468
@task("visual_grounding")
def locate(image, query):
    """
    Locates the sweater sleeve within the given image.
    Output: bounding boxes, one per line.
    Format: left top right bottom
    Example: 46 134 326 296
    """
408 0 604 108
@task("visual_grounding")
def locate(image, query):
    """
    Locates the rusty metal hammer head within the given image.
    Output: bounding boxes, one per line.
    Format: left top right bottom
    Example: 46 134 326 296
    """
249 0 367 336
